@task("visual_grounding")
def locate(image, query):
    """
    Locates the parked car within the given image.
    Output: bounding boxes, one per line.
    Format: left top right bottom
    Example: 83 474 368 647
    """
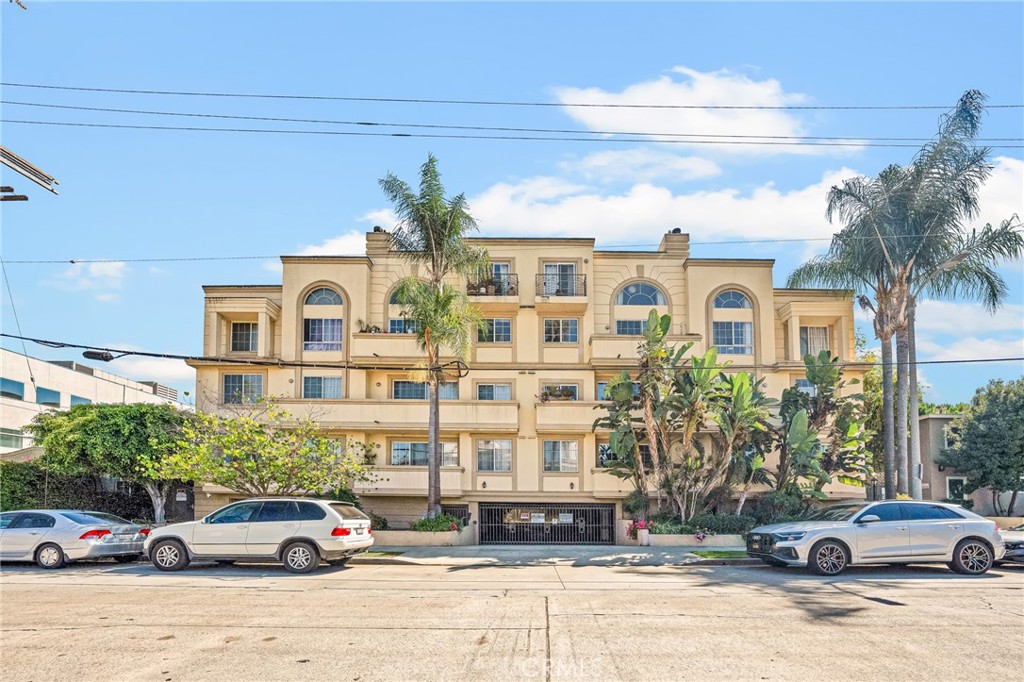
997 524 1024 565
0 510 149 568
746 500 1004 576
144 498 373 574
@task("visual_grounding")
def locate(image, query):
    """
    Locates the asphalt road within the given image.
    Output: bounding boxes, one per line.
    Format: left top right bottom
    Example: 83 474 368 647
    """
1 560 1021 681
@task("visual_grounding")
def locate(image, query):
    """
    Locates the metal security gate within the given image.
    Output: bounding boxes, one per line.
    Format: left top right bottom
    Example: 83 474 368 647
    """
479 503 615 545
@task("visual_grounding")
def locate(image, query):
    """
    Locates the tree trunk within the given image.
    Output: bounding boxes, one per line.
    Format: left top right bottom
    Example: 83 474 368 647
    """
895 328 910 496
908 299 923 499
880 334 897 499
142 481 166 524
1007 489 1019 517
426 379 442 519
735 476 754 515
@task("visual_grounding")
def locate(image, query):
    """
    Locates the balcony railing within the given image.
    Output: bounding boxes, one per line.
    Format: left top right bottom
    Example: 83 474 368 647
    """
536 274 587 297
468 273 519 296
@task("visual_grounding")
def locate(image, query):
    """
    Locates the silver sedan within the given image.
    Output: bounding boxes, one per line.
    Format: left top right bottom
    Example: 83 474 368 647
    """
746 500 1005 576
0 510 150 569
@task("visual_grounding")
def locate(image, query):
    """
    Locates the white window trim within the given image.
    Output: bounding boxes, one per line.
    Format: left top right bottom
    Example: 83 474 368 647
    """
945 476 968 499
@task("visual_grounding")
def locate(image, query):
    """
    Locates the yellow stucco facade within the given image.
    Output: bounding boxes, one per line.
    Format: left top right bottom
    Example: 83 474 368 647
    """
188 230 863 530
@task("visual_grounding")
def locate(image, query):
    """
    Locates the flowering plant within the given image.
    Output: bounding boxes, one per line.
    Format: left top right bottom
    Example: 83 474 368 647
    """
626 519 650 540
694 531 707 542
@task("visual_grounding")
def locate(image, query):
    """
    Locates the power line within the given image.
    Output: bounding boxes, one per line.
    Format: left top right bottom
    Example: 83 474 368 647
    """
2 332 1020 373
3 82 1023 111
0 257 37 387
5 100 1022 143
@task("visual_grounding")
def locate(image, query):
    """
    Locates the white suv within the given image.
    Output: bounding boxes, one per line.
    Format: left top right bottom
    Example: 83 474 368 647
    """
144 498 373 573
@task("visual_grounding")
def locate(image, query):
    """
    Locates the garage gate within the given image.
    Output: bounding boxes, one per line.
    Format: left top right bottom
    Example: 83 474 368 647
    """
479 503 615 545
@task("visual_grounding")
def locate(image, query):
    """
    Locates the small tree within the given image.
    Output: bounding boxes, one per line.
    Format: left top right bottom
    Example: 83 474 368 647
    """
937 379 1024 515
29 403 185 523
161 400 375 498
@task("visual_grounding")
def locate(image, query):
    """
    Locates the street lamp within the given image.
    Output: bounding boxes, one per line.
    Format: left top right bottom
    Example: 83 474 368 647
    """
82 350 131 362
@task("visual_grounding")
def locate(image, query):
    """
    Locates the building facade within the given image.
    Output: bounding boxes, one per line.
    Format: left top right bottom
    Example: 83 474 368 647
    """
189 229 863 539
0 348 180 456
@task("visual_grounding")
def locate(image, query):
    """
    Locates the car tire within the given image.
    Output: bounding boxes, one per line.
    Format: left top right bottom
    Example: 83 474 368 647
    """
151 540 190 572
114 554 141 564
327 558 350 567
808 540 849 576
35 543 65 569
282 541 320 574
949 538 994 575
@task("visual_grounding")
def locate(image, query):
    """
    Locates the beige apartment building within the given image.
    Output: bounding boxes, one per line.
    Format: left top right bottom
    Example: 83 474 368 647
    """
190 229 862 543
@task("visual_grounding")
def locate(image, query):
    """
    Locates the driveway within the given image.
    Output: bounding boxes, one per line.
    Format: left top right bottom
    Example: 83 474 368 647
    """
2 560 1021 681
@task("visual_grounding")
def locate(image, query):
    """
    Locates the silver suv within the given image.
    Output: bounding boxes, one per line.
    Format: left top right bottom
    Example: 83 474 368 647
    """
144 498 373 574
746 500 1004 576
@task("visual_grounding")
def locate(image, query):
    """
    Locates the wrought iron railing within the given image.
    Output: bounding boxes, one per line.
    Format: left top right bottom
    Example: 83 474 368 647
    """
535 274 587 297
467 273 519 296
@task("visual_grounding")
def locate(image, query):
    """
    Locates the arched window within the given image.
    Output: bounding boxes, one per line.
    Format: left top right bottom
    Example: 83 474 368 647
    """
616 282 667 306
714 290 751 309
304 287 342 306
389 290 405 305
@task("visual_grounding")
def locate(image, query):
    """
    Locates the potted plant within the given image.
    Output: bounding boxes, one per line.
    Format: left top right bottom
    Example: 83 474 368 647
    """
486 281 496 296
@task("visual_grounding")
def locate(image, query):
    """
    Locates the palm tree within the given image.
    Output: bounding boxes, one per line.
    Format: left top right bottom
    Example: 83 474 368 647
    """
379 155 488 518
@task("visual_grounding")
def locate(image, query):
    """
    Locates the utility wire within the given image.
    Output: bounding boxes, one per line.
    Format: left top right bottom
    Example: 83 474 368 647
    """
3 82 1023 110
3 332 1021 372
5 100 1022 143
0 258 37 388
7 119 1024 149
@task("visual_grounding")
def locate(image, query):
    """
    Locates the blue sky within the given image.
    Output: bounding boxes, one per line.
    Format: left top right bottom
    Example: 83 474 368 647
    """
2 1 1022 403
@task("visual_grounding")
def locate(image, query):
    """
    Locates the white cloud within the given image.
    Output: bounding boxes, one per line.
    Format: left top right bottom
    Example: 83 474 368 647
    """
915 300 1024 335
101 344 196 385
558 148 721 183
553 66 854 156
979 156 1024 230
295 230 366 257
360 208 397 229
50 261 128 293
916 336 1024 362
94 293 119 303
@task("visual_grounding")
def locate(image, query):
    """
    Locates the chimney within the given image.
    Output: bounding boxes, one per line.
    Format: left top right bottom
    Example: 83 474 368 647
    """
366 226 391 256
658 228 689 257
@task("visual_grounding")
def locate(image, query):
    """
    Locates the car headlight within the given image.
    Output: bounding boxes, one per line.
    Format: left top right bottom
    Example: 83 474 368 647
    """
773 531 807 542
1005 542 1024 550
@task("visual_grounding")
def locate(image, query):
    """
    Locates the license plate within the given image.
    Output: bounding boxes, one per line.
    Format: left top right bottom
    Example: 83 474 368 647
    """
750 542 761 551
117 534 136 541
355 529 364 535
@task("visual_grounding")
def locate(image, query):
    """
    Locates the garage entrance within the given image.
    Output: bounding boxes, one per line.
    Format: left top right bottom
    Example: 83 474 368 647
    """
478 503 615 545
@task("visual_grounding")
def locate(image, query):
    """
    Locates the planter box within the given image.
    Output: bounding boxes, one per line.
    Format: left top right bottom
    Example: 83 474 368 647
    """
649 534 745 547
372 527 475 547
988 517 1024 529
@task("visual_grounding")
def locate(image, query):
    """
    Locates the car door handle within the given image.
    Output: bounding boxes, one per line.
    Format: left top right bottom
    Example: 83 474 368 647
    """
896 527 908 531
28 532 40 535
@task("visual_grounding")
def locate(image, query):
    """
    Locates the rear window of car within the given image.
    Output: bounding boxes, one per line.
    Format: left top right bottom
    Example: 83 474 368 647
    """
296 502 327 521
60 512 131 525
330 503 369 520
902 504 963 521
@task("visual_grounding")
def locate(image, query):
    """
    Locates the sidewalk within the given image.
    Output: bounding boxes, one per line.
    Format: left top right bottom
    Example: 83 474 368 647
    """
351 544 754 567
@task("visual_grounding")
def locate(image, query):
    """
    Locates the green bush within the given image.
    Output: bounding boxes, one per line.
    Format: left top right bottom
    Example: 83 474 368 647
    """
649 520 686 535
622 490 648 517
750 491 804 525
367 511 389 530
0 462 43 510
410 514 463 532
684 513 757 535
0 462 154 520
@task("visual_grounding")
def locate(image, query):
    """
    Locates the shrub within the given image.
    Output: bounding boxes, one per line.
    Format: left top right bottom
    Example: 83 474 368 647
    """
750 491 804 525
0 462 156 520
623 490 648 517
649 520 686 535
684 513 757 535
368 511 389 530
411 514 463 532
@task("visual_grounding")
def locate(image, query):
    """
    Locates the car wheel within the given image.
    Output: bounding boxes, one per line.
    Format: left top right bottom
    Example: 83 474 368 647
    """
114 554 141 564
35 543 65 569
950 538 993 575
151 540 190 572
808 540 848 576
327 558 350 567
283 541 319 574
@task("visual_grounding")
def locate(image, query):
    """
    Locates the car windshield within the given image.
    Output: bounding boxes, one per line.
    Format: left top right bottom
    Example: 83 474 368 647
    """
803 503 869 522
61 512 133 525
330 503 369 520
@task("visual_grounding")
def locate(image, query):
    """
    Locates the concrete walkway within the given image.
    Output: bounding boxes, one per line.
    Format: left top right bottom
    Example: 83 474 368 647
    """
354 543 751 567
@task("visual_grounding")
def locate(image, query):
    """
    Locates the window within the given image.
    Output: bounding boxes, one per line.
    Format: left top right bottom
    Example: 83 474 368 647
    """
617 282 666 306
946 477 967 500
596 381 640 401
296 502 327 521
858 503 904 522
800 326 829 357
713 321 753 355
208 502 262 524
615 320 648 336
303 318 343 351
390 441 459 467
542 384 578 401
389 318 418 334
598 443 652 468
330 504 370 520
0 513 18 529
223 374 263 403
0 378 25 400
256 501 299 522
231 322 258 352
60 512 131 525
303 376 343 399
35 387 60 407
70 395 92 406
543 440 579 472
543 318 578 343
794 379 816 397
477 383 512 401
540 263 578 296
902 504 964 521
305 287 342 305
714 290 752 309
10 512 56 529
0 428 24 449
478 318 512 343
477 439 512 472
392 381 458 400
943 425 961 449
389 289 405 305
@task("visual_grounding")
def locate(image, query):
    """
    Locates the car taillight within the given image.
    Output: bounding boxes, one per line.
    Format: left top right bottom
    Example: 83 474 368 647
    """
140 529 151 537
80 529 112 540
368 528 372 535
331 527 351 537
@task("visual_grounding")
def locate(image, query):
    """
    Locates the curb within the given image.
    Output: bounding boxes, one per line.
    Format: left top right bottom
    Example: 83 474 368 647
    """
348 556 760 567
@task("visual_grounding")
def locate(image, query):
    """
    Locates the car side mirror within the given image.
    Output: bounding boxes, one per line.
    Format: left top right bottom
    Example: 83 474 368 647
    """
858 514 881 524
202 516 211 524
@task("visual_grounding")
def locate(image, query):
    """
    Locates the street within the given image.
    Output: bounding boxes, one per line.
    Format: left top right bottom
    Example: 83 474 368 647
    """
1 559 1021 681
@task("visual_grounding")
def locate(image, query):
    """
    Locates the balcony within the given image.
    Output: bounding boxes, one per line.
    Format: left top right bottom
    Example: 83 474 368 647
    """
535 400 603 432
275 399 520 433
535 274 588 312
349 332 421 361
466 274 520 312
590 333 701 367
355 468 464 496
